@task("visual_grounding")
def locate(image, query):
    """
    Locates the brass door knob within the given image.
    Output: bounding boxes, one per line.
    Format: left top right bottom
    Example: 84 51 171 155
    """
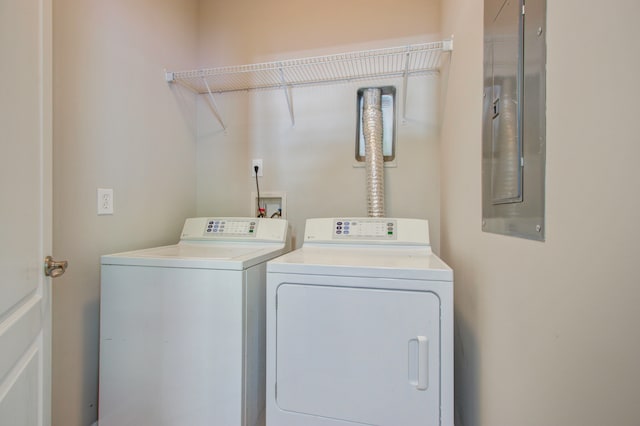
44 256 68 278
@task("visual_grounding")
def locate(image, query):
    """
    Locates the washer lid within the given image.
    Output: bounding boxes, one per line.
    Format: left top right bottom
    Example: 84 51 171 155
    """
101 242 288 270
267 246 452 281
101 217 290 270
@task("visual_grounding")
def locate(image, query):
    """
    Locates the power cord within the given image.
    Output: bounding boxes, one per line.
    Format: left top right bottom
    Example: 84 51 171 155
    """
254 165 265 217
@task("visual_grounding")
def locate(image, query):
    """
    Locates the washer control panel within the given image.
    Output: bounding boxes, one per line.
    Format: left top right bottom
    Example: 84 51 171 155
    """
333 219 396 240
204 219 258 236
179 217 288 242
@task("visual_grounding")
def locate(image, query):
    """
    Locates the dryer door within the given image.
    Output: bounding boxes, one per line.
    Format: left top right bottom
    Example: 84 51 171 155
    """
275 283 440 426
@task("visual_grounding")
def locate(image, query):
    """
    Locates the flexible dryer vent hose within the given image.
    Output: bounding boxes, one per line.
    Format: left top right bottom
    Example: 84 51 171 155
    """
362 88 385 217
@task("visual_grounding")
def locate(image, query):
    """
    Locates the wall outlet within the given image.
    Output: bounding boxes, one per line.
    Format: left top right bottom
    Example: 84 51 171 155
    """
251 159 263 177
97 188 114 215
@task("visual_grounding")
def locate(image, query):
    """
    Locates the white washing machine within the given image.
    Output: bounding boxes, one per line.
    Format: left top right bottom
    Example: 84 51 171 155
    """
266 218 453 426
98 217 289 426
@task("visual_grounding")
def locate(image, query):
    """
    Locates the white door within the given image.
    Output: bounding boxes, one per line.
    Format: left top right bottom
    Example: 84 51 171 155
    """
275 283 441 426
0 0 54 425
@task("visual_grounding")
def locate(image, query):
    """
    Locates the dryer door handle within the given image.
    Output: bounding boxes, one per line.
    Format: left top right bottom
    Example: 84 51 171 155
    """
408 336 429 390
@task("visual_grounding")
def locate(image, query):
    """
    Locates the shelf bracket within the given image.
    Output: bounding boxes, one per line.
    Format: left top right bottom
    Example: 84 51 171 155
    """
202 76 227 131
402 48 411 123
279 66 295 127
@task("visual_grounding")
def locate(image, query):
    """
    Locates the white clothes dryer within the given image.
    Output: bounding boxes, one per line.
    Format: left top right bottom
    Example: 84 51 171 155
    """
99 217 289 426
266 218 453 426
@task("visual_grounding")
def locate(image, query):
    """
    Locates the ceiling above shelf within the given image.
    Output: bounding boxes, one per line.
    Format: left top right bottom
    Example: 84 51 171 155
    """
166 40 452 94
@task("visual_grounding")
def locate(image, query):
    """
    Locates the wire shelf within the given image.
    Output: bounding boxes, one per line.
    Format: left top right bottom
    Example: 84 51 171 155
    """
167 40 452 94
166 40 452 129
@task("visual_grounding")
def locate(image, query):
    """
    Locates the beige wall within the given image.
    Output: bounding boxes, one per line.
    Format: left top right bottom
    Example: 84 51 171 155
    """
441 1 640 425
197 0 440 66
195 0 443 250
52 1 199 425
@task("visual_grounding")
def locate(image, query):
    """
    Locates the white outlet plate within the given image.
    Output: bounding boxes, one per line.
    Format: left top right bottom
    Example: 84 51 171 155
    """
97 188 114 215
251 159 263 177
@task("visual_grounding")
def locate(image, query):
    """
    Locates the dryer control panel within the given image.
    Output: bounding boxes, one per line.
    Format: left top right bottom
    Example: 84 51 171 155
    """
333 219 397 239
304 218 430 246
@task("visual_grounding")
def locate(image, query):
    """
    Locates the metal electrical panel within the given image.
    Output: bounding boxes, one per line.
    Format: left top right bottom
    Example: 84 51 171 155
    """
483 0 546 240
